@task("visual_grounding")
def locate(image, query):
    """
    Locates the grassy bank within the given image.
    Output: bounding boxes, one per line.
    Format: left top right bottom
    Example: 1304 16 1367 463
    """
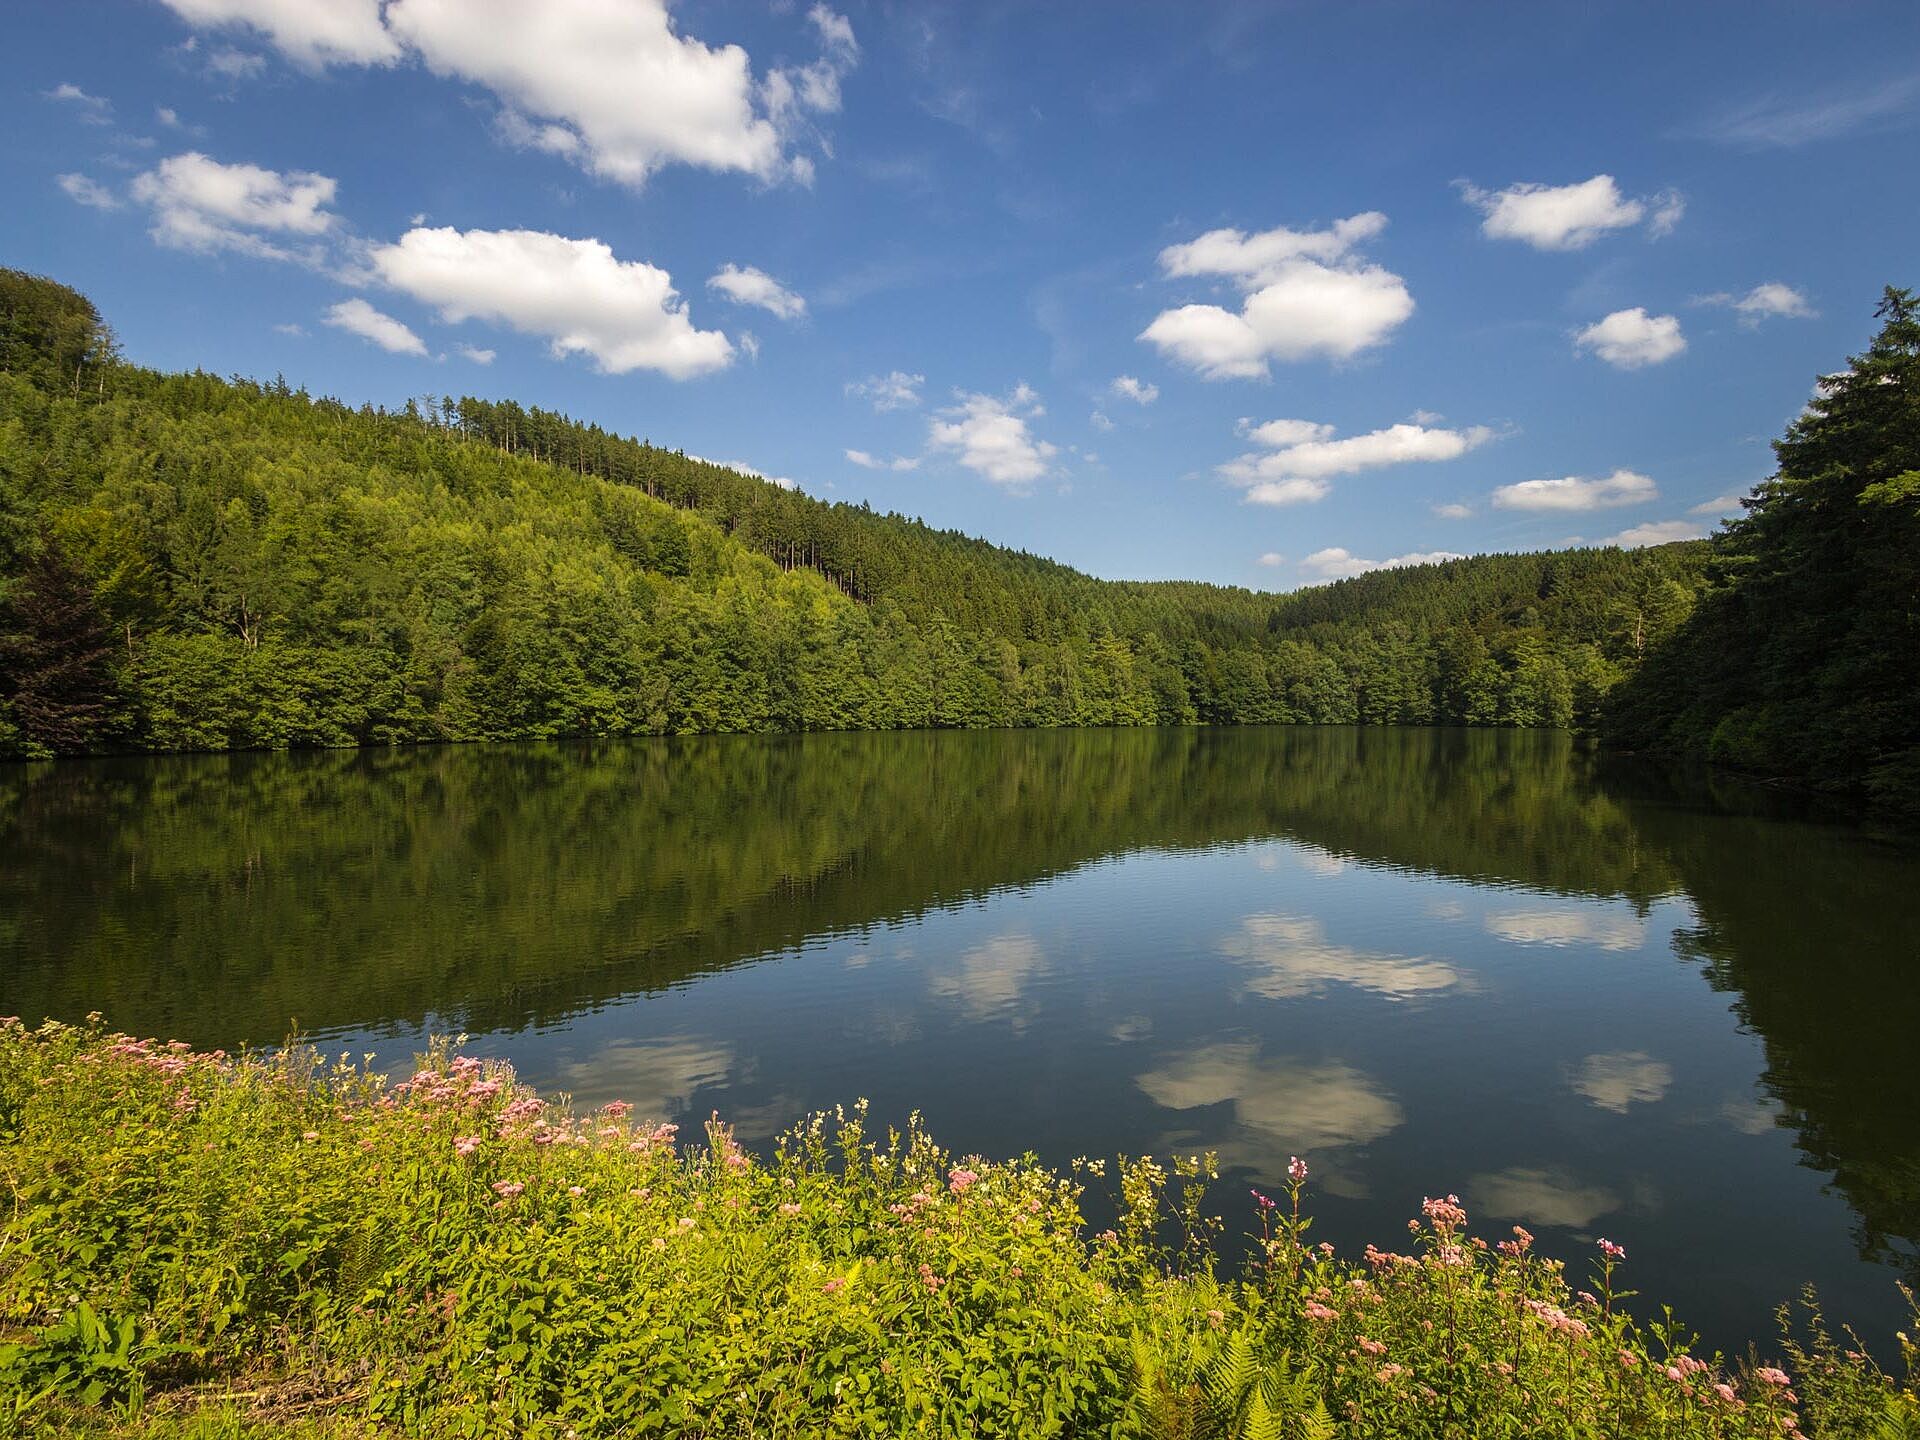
0 1020 1913 1438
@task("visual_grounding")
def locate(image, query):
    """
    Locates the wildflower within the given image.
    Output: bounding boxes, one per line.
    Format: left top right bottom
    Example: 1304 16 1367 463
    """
822 1278 846 1295
1375 1364 1407 1384
567 1186 585 1197
779 1203 802 1216
1288 1155 1309 1184
1206 1309 1226 1329
1755 1367 1792 1387
1304 1301 1339 1322
602 1100 632 1119
491 1181 524 1199
1598 1237 1626 1261
1713 1382 1741 1405
948 1166 979 1196
453 1135 482 1157
1618 1350 1640 1369
1420 1194 1467 1230
918 1262 944 1292
1357 1337 1387 1357
1251 1188 1277 1210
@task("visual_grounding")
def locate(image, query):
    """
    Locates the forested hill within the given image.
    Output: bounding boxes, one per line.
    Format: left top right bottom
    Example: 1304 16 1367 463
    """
1605 287 1920 824
0 267 1709 758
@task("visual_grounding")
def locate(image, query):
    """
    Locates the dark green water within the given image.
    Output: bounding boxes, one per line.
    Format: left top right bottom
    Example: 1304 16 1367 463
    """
3 727 1916 1354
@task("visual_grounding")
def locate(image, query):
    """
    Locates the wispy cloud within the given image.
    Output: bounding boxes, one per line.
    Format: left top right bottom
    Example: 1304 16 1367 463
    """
1690 76 1920 148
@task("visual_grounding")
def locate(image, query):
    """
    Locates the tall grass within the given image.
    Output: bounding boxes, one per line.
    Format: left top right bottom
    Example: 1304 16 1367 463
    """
1 1017 1913 1438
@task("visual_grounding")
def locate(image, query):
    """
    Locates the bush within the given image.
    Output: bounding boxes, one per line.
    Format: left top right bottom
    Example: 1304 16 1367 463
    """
1 1018 1913 1438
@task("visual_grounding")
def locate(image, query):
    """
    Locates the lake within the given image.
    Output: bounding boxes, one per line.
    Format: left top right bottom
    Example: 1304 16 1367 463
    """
3 726 1915 1356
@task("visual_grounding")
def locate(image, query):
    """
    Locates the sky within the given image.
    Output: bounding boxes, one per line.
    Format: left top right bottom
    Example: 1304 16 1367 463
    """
6 1 1919 590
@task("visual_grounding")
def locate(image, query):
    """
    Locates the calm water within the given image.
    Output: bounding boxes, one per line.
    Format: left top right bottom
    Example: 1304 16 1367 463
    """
3 727 1916 1355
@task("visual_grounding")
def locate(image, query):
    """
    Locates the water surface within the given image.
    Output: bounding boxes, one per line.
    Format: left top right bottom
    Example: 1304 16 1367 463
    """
4 727 1915 1354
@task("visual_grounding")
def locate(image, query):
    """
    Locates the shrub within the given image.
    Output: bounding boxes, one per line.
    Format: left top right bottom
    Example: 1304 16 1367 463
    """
1 1017 1913 1438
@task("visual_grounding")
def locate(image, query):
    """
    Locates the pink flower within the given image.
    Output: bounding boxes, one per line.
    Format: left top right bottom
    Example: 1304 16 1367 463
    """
602 1100 633 1119
918 1262 945 1291
1420 1194 1467 1230
453 1135 482 1157
1251 1188 1277 1210
1375 1364 1407 1384
1713 1383 1740 1404
1288 1155 1309 1184
779 1202 802 1216
567 1186 585 1197
1205 1309 1225 1329
490 1181 524 1198
1357 1337 1387 1357
948 1167 979 1196
1755 1367 1792 1387
1598 1237 1626 1261
822 1278 846 1295
1304 1301 1339 1322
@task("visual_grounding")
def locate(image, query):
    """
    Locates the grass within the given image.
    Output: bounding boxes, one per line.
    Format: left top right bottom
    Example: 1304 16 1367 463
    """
1 1016 1914 1438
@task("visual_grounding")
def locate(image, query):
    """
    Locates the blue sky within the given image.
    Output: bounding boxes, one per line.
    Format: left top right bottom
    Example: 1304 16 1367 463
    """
6 1 1918 589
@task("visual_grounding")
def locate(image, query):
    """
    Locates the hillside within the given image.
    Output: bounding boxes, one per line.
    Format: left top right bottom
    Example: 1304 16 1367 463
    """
0 268 1709 758
1605 287 1920 822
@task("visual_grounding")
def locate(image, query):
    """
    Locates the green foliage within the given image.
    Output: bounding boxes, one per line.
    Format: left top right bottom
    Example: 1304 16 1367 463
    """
0 269 1710 760
1 1020 1913 1438
1608 285 1920 822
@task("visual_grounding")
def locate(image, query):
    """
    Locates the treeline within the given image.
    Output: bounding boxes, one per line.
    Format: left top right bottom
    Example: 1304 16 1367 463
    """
0 267 1710 758
1605 287 1920 823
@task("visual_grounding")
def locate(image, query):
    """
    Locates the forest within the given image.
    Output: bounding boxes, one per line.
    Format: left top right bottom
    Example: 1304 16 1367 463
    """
1604 287 1920 823
0 268 1715 761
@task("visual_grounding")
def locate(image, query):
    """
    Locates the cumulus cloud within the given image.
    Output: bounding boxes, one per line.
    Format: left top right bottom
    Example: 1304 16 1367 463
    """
57 173 121 210
1457 174 1681 250
1301 547 1464 581
156 0 400 66
846 370 923 411
455 343 495 364
928 934 1047 1027
1607 519 1708 547
323 298 429 356
370 226 733 379
1432 501 1472 519
131 151 338 259
1109 374 1158 405
1688 493 1745 517
1694 282 1816 325
1470 1167 1621 1231
927 384 1057 488
1492 469 1657 512
706 263 805 321
1219 418 1495 506
1257 552 1284 567
1141 213 1412 377
46 82 113 123
157 0 853 188
844 448 918 471
1574 308 1687 369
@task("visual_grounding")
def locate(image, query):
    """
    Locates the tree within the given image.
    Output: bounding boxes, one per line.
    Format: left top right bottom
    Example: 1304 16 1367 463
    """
0 541 121 754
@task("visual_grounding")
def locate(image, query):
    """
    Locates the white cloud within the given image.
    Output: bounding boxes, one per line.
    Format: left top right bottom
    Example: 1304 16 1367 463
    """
1109 374 1158 405
1458 174 1678 250
1301 547 1464 580
693 457 797 490
323 298 429 356
844 448 918 471
57 174 121 210
1570 1051 1673 1113
1688 493 1744 517
928 933 1047 1026
371 226 733 379
1141 213 1412 377
158 0 852 187
131 151 338 260
1257 552 1284 567
1470 1167 1621 1231
455 343 495 364
1136 1043 1404 1152
928 385 1057 488
1492 469 1657 512
1574 308 1687 369
1089 409 1115 432
272 321 306 336
706 263 806 321
1695 282 1816 326
156 0 401 66
46 82 112 124
1432 501 1472 519
846 370 923 411
1607 519 1708 547
1219 418 1495 506
205 47 267 82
